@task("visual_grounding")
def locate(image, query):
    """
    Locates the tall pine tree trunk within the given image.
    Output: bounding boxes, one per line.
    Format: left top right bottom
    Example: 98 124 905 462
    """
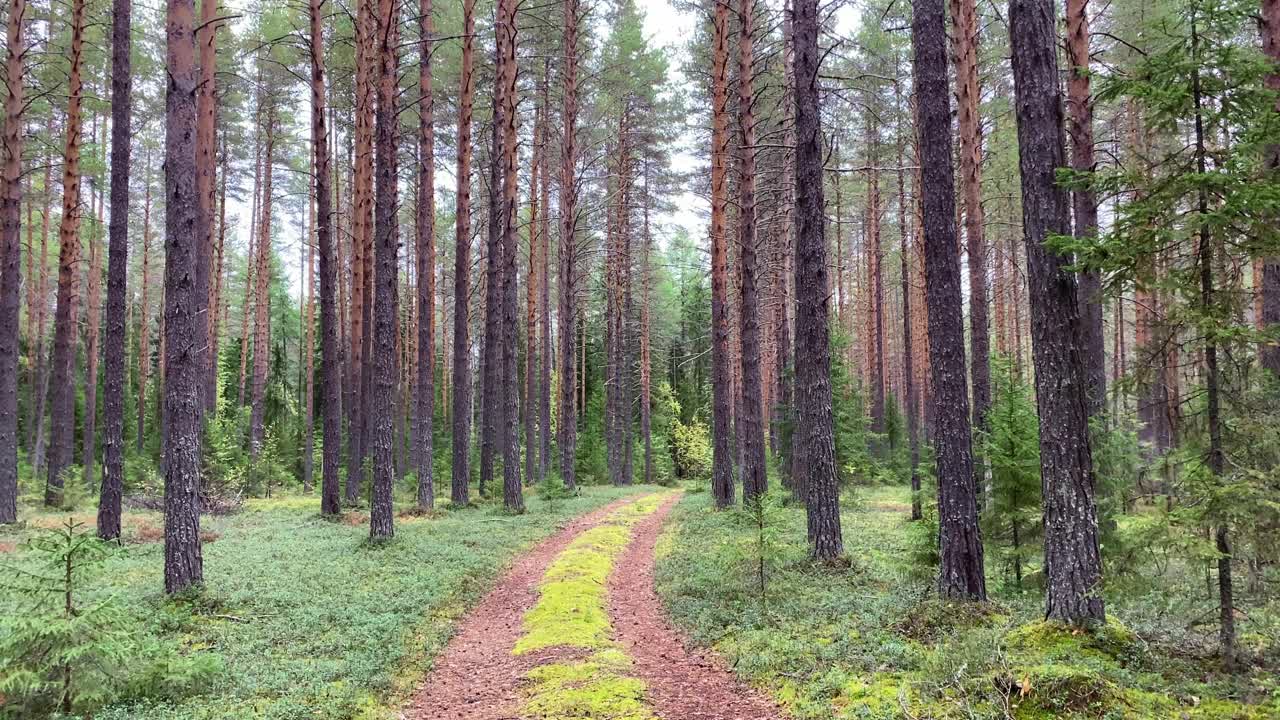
736 0 767 501
1010 0 1104 624
368 0 399 539
709 0 735 507
415 0 436 509
194 0 217 413
497 0 523 511
46 0 86 506
249 112 276 458
794 0 842 558
913 0 986 598
99 0 132 538
349 0 375 504
450 0 477 505
136 156 153 452
311 0 342 516
951 0 990 494
1066 0 1105 417
558 0 580 492
163 0 204 593
0 0 24 524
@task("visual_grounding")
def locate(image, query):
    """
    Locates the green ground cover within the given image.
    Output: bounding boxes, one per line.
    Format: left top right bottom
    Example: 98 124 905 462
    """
655 486 1280 720
0 485 649 720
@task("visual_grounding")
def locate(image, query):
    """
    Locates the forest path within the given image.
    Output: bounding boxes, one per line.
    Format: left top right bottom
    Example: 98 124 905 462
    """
401 490 784 720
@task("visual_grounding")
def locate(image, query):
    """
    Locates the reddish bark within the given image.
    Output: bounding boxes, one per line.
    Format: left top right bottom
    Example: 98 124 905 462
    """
0 0 24 523
45 0 86 506
709 0 735 507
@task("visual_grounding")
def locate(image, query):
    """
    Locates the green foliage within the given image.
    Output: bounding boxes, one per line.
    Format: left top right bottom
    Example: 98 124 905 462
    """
0 520 217 718
980 357 1043 589
658 383 711 484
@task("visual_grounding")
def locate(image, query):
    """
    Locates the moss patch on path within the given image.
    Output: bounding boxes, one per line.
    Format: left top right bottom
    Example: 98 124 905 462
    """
515 492 673 719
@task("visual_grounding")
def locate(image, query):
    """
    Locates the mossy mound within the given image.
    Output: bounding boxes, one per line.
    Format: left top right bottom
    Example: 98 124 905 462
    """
1005 618 1141 664
895 598 1007 644
997 663 1121 719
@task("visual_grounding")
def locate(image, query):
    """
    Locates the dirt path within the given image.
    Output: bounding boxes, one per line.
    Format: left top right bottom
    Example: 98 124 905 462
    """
402 491 784 720
402 495 641 720
608 494 783 720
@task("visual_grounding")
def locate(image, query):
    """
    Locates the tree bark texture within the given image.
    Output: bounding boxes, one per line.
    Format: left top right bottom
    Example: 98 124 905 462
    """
1009 0 1105 624
98 0 132 539
794 0 842 559
450 0 476 505
163 0 205 593
913 0 986 599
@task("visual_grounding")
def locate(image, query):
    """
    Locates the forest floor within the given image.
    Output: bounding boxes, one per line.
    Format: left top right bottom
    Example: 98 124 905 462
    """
656 485 1280 720
401 489 781 720
0 483 659 719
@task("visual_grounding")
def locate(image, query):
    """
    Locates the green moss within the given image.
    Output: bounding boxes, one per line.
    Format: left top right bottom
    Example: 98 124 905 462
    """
1005 618 1139 663
514 494 669 655
522 652 656 720
833 675 917 718
1004 663 1120 719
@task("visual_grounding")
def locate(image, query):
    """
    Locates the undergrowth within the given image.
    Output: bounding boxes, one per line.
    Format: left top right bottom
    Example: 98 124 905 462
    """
655 486 1280 720
0 485 650 720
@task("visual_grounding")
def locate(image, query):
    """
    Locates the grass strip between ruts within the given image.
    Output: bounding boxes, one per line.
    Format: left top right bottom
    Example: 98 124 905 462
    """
515 492 672 720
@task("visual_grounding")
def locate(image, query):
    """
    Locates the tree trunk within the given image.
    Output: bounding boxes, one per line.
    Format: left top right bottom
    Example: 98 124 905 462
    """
98 0 131 538
773 0 795 493
497 0 523 511
525 85 542 487
45 0 86 506
303 180 315 493
1009 0 1104 624
414 0 436 509
310 0 342 516
951 0 990 494
194 0 217 413
736 0 767 502
450 0 476 505
897 84 921 522
538 59 552 485
82 183 102 488
163 0 205 593
794 0 842 558
480 111 503 499
710 0 735 507
137 158 153 454
249 112 275 457
349 0 375 504
1066 0 1105 418
913 0 986 599
640 162 653 486
368 0 399 539
558 0 580 492
0 0 24 524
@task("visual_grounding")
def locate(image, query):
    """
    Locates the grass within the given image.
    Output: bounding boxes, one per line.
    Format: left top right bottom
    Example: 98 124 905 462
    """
655 485 1280 720
0 484 652 720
